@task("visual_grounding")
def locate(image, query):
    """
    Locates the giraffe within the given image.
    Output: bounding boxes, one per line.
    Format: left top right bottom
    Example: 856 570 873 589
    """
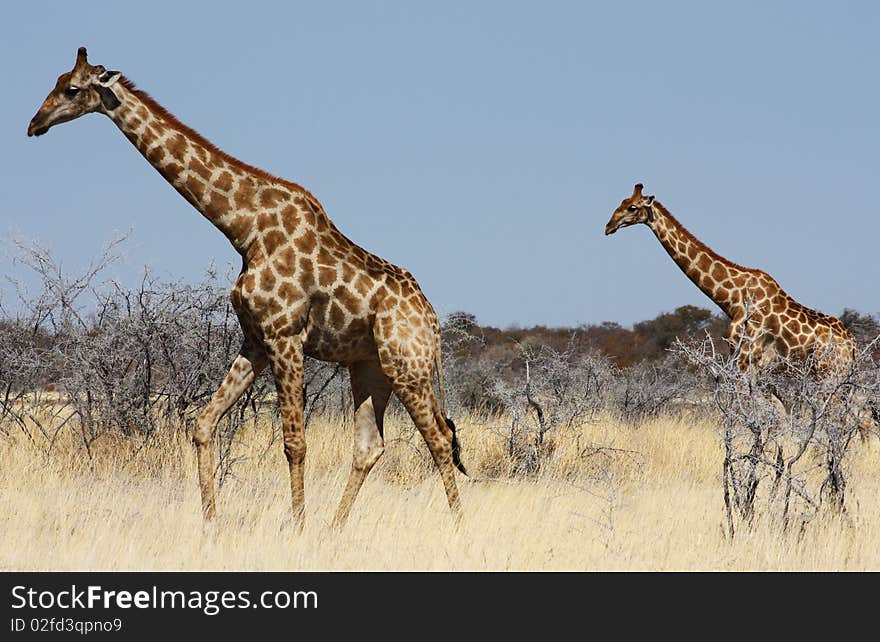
27 47 466 529
604 183 856 377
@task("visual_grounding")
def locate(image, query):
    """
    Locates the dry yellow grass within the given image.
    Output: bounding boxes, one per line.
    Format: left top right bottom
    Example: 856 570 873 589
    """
1 410 878 571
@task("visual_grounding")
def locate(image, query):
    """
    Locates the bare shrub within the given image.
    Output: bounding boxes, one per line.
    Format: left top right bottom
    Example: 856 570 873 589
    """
609 353 702 424
488 339 614 476
674 333 879 538
440 312 505 415
1 242 272 479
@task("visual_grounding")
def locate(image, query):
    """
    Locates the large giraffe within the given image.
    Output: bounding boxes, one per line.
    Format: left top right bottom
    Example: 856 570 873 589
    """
27 47 466 528
604 183 855 375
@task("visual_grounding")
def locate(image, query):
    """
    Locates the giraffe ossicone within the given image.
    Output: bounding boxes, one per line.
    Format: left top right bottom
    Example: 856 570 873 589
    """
28 47 466 528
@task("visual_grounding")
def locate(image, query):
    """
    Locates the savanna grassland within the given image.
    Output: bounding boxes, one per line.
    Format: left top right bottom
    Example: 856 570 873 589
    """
3 408 879 571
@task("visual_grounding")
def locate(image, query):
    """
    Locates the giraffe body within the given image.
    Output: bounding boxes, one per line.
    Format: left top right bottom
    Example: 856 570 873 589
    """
605 183 855 375
28 48 464 527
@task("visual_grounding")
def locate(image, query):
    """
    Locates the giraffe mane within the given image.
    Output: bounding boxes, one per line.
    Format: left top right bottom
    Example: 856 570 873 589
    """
119 77 323 210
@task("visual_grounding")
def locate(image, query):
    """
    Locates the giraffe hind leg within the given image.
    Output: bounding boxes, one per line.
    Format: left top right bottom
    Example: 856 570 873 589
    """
332 357 392 528
397 381 463 517
372 304 462 519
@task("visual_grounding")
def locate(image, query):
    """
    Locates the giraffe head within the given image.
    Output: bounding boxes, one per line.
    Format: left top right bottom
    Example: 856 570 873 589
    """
27 47 122 137
604 183 656 235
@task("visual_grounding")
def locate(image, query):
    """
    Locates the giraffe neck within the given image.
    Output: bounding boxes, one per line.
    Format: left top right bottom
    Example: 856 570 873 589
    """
104 78 302 255
647 202 750 319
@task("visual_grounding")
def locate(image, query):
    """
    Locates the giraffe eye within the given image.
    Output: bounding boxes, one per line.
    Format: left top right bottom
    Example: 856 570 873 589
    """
64 86 81 97
627 205 637 212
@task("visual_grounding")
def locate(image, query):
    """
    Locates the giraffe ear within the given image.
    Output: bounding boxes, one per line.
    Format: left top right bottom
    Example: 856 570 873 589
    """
644 195 655 222
95 70 122 110
97 69 121 87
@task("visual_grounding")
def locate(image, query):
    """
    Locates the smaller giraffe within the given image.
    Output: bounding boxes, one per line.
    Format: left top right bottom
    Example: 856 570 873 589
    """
604 183 855 376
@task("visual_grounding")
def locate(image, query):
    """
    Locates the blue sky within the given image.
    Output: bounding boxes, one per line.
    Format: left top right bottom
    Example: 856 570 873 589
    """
2 1 878 328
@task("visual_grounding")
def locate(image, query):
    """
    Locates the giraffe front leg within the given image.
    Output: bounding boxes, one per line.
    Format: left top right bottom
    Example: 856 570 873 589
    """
194 344 267 521
266 335 307 531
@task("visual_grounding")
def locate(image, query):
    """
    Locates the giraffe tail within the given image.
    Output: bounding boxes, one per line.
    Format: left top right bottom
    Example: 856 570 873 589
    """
434 330 468 477
870 400 880 437
445 416 467 476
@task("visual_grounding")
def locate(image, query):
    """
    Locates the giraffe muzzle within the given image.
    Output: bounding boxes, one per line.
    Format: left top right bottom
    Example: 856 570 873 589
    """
27 117 49 137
